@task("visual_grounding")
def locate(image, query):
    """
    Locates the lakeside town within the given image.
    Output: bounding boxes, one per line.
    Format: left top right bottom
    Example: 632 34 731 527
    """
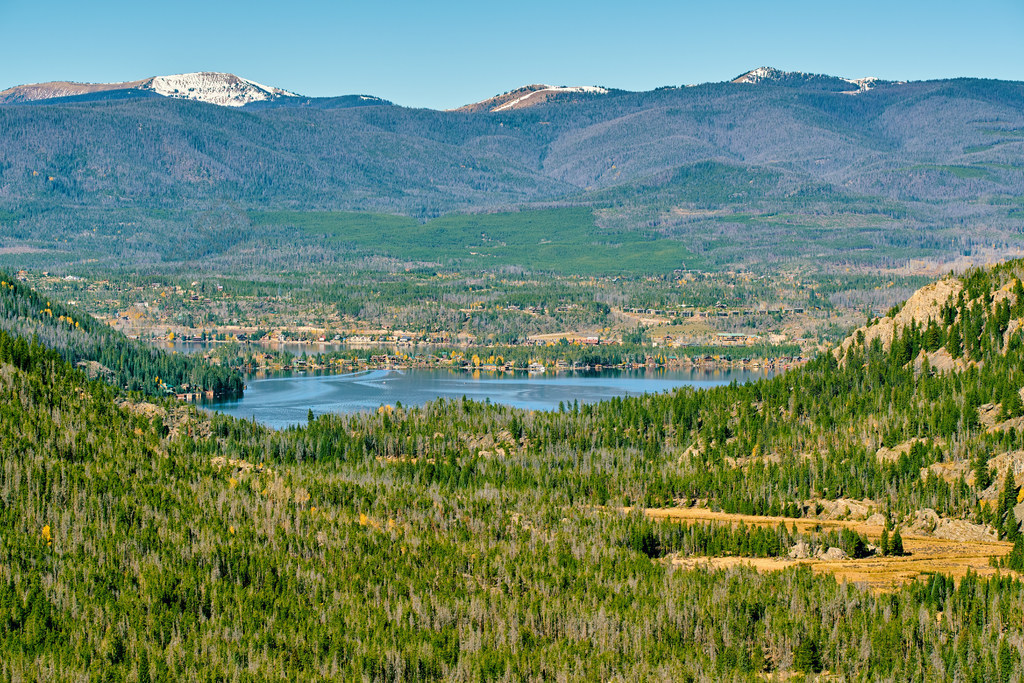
18 267 866 355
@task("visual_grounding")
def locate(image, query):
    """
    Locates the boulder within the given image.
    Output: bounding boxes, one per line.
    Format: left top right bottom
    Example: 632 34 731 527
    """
932 519 998 543
789 541 811 560
817 547 849 561
909 508 940 535
908 508 997 542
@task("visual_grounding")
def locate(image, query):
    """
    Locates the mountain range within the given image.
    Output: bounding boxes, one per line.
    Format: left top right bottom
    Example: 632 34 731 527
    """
1 67 897 109
0 72 300 107
0 67 1022 273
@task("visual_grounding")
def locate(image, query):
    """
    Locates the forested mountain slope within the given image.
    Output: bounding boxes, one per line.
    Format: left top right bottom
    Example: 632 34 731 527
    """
4 76 1022 209
2 263 1024 678
0 271 242 397
2 74 1022 272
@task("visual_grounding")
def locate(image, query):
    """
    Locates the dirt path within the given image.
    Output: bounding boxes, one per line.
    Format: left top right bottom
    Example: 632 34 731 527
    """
644 506 1015 590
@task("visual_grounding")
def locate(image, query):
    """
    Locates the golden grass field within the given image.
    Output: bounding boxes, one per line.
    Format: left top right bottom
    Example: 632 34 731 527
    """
644 506 1015 590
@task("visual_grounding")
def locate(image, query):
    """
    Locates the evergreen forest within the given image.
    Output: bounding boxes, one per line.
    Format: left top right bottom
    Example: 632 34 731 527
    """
0 273 243 398
2 262 1024 679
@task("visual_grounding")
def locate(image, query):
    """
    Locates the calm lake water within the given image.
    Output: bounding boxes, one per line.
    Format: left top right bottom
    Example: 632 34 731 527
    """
206 367 776 429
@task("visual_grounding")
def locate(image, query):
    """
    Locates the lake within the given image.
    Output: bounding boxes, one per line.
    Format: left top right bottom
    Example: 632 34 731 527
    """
206 367 776 429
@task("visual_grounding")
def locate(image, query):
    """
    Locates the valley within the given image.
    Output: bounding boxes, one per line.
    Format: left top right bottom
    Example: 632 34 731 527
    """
3 60 1024 679
3 259 1024 677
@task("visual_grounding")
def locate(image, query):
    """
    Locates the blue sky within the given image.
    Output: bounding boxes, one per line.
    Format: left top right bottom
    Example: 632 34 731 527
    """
2 0 1022 109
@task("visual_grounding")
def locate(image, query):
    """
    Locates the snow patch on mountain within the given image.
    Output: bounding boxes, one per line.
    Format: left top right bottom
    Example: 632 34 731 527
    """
145 72 298 107
841 76 883 93
732 67 896 94
490 85 609 112
0 73 301 107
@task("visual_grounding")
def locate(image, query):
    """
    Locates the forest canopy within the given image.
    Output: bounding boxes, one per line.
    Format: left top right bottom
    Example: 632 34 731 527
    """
2 262 1024 679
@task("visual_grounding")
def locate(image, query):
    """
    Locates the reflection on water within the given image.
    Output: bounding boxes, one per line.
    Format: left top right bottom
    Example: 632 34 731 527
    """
206 367 776 429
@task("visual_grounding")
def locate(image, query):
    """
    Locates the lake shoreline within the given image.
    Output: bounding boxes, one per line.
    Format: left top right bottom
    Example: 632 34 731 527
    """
203 366 779 428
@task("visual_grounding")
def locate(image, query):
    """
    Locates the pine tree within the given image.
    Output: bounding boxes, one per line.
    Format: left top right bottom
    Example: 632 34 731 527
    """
138 648 151 683
997 469 1020 540
946 323 962 357
1007 515 1022 543
973 453 994 491
892 526 904 557
1004 536 1024 572
794 638 823 672
879 524 890 557
1001 386 1023 420
1013 278 1024 317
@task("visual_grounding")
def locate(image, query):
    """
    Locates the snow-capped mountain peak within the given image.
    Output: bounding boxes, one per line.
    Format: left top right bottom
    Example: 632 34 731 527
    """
731 66 788 85
0 72 300 107
731 67 893 94
144 72 298 107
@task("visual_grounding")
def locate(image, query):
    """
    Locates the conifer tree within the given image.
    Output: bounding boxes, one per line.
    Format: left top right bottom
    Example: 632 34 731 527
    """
1013 279 1024 317
946 323 962 357
1001 386 1023 420
892 526 905 557
998 470 1020 540
794 638 823 673
974 453 994 491
1004 536 1024 572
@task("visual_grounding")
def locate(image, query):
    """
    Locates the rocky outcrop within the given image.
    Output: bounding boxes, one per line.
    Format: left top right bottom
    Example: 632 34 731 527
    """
789 541 811 559
875 438 929 463
865 513 887 526
817 547 849 561
914 348 976 375
76 360 114 381
813 497 875 520
836 277 962 361
908 508 997 542
976 451 1024 500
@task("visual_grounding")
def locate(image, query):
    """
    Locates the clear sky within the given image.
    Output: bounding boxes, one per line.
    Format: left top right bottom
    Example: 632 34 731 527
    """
2 0 1022 109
